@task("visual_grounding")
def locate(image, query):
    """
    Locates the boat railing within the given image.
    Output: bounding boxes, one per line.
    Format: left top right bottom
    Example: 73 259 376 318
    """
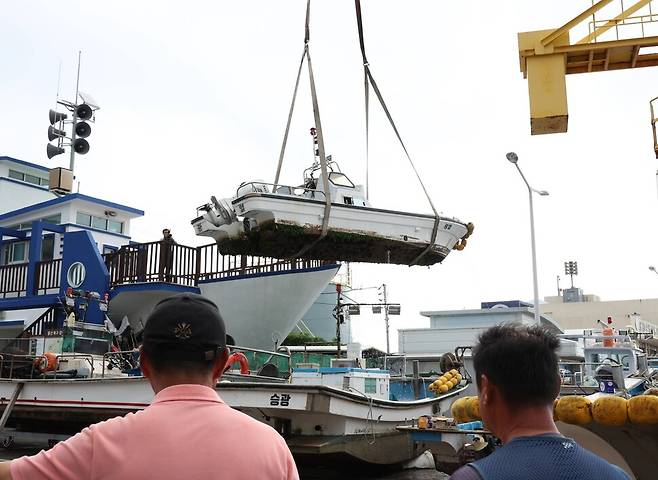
197 244 326 282
559 360 630 390
0 263 28 298
105 241 198 287
229 344 292 378
0 351 51 380
55 353 95 377
236 181 327 201
101 350 139 378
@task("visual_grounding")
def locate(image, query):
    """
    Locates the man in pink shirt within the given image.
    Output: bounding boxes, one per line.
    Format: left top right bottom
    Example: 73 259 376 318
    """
0 293 299 480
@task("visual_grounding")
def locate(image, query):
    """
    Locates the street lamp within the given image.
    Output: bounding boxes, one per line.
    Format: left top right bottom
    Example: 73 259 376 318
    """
507 152 549 324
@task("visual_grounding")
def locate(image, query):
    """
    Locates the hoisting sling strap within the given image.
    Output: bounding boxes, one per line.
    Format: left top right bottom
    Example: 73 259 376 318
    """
355 0 440 266
274 0 332 260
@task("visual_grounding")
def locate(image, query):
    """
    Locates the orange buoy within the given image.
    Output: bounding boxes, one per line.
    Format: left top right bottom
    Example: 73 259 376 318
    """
34 352 58 373
225 352 249 374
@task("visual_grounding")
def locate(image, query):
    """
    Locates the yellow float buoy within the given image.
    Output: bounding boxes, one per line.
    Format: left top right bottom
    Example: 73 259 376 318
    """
556 396 592 425
628 395 658 425
451 397 469 423
592 395 628 426
465 396 481 420
439 384 449 394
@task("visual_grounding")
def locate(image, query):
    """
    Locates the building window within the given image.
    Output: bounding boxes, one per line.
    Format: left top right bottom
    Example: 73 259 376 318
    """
107 220 123 234
7 169 46 186
25 174 41 185
92 216 106 230
76 212 92 227
8 170 24 181
2 241 28 265
76 212 124 235
41 236 55 261
42 214 61 225
103 245 118 255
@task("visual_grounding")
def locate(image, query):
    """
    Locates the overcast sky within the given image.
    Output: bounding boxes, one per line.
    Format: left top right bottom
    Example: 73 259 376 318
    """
4 1 658 351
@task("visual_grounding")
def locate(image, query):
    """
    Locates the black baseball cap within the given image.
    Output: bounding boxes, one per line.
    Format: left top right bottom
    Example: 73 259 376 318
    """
142 293 226 361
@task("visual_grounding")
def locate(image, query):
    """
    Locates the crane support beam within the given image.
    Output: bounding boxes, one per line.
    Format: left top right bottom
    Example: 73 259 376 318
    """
518 0 658 134
577 0 651 44
541 0 613 47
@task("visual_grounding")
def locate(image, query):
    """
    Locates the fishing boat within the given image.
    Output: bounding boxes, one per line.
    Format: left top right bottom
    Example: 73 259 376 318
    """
192 153 473 267
0 331 468 467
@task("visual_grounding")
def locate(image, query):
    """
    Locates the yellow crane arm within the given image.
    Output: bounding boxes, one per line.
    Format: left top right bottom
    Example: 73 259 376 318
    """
518 0 658 135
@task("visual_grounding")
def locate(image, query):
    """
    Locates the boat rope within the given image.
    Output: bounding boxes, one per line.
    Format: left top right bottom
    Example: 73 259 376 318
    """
275 0 332 260
354 0 440 266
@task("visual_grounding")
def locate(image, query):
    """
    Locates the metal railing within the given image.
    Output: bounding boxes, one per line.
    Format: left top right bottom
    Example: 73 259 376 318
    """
35 259 61 294
1 241 332 296
235 181 327 201
0 263 28 298
105 241 197 287
197 244 326 282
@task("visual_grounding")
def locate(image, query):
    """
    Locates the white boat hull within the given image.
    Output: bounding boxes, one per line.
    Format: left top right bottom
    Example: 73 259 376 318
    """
198 263 340 350
199 193 472 266
106 263 338 352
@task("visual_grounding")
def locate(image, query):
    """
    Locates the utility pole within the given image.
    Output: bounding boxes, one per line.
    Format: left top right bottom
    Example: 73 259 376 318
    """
70 51 82 173
335 283 342 358
382 283 390 354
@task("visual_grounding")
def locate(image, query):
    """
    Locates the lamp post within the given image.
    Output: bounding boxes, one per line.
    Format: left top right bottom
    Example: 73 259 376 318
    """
506 152 549 324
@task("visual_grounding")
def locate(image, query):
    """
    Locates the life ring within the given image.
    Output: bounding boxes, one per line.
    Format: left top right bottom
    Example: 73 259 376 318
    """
224 352 249 374
34 352 58 373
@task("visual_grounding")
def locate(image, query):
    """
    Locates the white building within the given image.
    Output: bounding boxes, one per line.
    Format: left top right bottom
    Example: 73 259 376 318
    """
0 156 143 266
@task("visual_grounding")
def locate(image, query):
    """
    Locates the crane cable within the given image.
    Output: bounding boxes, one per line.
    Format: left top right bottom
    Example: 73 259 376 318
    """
273 0 332 260
355 0 440 266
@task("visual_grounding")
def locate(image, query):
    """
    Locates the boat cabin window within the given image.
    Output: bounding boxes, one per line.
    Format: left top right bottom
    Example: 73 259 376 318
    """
343 196 354 205
328 172 355 188
590 352 631 371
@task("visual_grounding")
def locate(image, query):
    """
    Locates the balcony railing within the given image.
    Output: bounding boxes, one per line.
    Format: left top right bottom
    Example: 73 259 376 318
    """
35 259 61 295
0 242 332 297
0 263 28 298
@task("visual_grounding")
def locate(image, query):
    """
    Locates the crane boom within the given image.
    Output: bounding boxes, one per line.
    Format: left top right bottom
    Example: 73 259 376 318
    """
518 0 658 135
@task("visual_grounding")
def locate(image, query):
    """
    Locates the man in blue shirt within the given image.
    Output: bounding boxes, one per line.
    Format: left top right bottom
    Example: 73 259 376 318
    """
450 324 629 480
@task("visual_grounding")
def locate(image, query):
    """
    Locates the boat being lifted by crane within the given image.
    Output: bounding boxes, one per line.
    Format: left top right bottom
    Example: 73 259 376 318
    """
191 0 473 267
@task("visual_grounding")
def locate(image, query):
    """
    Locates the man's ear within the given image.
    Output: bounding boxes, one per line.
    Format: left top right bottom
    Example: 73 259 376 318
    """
139 346 152 379
479 374 491 405
212 348 230 382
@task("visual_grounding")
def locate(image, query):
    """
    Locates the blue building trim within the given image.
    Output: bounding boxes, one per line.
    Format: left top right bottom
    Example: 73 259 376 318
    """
0 177 49 191
0 227 28 239
0 294 60 311
197 263 340 284
0 156 50 173
0 193 144 223
26 221 43 295
0 320 26 327
109 283 199 300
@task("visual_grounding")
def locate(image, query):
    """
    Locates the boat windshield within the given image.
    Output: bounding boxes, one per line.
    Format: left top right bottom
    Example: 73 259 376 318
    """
328 172 355 188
